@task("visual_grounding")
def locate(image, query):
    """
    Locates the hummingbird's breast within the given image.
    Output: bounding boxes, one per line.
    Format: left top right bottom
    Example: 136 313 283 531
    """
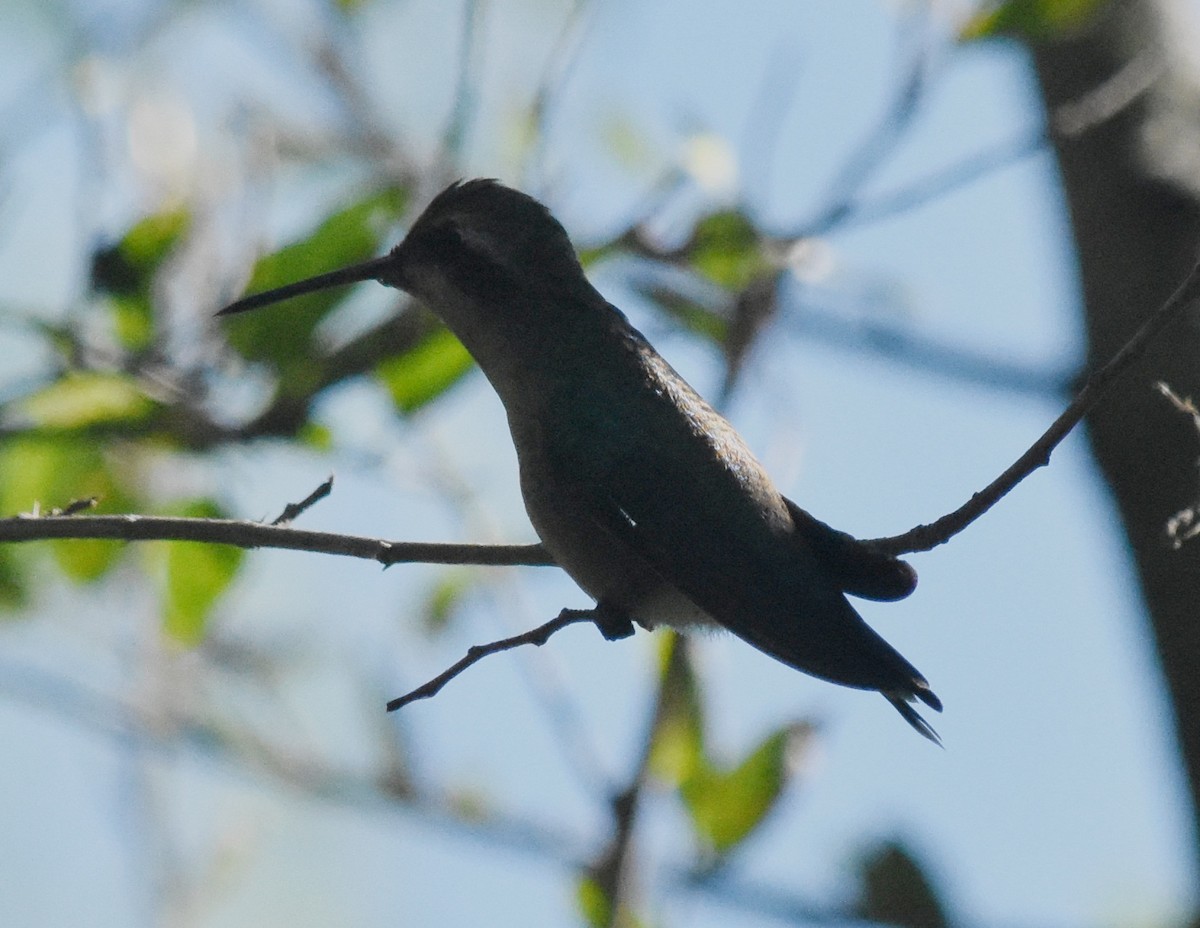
518 448 717 630
504 319 791 632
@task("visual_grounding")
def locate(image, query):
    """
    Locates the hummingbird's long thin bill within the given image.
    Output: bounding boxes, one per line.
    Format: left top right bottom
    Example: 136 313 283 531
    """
216 255 394 316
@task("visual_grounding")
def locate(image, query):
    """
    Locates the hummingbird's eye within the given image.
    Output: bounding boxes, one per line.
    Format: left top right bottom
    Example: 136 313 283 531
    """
420 221 469 256
418 219 520 297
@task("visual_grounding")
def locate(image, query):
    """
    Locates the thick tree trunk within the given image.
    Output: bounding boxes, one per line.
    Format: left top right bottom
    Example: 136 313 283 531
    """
1030 0 1200 857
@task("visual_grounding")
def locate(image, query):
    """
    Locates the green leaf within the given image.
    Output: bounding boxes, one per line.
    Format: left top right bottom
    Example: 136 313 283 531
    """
637 282 728 345
92 208 190 351
855 840 948 928
0 438 133 581
225 187 408 377
689 211 766 290
681 725 802 856
110 295 155 350
576 228 636 270
0 547 28 610
161 499 244 644
17 372 155 429
960 0 1105 40
420 571 472 636
600 112 657 173
375 326 474 414
92 208 190 297
298 422 334 451
648 633 706 786
575 876 611 928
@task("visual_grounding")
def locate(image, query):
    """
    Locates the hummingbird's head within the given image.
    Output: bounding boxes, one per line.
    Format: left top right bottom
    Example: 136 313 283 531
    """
384 179 589 305
218 179 597 332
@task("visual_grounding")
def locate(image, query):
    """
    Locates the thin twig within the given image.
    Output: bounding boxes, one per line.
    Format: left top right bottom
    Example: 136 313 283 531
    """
439 0 484 161
272 476 334 525
385 608 600 711
1156 380 1200 430
524 0 592 185
786 7 941 241
869 257 1200 554
0 513 555 567
805 46 1162 236
791 299 1073 397
829 129 1045 231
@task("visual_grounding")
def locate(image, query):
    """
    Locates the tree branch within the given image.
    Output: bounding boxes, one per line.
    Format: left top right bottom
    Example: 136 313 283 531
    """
0 513 554 567
868 256 1200 555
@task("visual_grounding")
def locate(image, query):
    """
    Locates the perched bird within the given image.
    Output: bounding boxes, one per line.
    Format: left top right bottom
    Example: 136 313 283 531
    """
220 179 941 742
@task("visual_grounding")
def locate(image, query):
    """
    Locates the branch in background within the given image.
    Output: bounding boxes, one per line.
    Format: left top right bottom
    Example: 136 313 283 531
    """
798 12 936 235
796 41 1163 237
438 0 484 163
791 300 1074 397
830 130 1045 230
524 0 592 186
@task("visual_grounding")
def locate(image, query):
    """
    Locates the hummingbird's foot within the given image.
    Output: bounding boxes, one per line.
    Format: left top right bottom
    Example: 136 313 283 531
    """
592 604 636 641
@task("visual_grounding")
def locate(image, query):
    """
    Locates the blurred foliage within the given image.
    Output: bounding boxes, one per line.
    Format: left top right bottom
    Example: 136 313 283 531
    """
376 326 474 414
160 498 244 644
91 207 189 352
855 840 950 928
650 634 810 866
224 187 409 387
576 871 651 928
577 875 613 928
688 210 767 291
961 0 1108 41
635 283 729 344
419 570 473 636
0 547 24 609
17 373 157 429
0 437 135 581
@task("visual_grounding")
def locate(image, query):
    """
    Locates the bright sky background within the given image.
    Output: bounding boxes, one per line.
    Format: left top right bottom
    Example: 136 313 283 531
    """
1 1 1198 926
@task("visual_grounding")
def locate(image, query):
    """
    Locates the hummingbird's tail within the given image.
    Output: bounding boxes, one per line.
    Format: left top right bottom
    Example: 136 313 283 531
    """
719 591 942 743
884 687 942 745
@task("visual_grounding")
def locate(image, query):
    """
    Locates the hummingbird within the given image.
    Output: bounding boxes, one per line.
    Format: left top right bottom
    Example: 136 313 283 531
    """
219 179 941 742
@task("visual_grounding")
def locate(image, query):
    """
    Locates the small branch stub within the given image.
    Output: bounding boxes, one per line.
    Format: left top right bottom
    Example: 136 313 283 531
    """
273 476 335 525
